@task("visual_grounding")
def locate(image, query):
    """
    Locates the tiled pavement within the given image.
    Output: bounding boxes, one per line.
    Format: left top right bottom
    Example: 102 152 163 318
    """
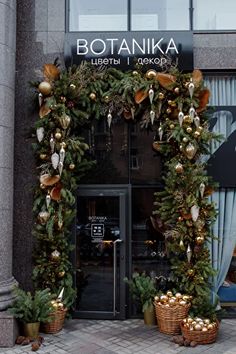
0 319 236 354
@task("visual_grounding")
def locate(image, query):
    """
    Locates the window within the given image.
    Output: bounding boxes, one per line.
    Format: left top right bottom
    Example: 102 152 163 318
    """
193 0 236 30
69 0 128 32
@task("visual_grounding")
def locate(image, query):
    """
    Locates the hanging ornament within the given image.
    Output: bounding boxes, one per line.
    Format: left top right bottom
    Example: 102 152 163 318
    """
58 161 63 176
55 131 62 140
59 115 71 130
51 152 59 169
59 146 66 164
158 125 163 141
146 69 157 79
182 137 188 143
69 163 75 170
194 131 201 138
188 80 195 99
191 205 199 222
36 127 44 143
39 153 47 160
199 182 205 198
185 143 197 160
175 163 184 174
150 110 155 125
187 244 192 263
194 115 200 128
46 193 51 209
50 135 55 153
51 250 60 261
178 111 184 127
148 86 154 104
58 220 63 230
38 81 52 96
58 271 65 278
89 92 96 100
174 87 180 94
186 127 192 134
107 111 112 128
189 106 195 121
158 92 165 100
38 93 43 107
69 83 76 90
196 236 204 245
179 239 184 249
38 211 50 224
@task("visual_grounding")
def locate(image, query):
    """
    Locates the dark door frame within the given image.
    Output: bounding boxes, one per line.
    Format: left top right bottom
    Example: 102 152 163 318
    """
73 184 131 319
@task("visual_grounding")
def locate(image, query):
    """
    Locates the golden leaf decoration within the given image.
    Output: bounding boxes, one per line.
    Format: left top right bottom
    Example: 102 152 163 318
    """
134 90 148 104
43 64 60 81
192 69 203 87
39 104 51 118
156 73 176 90
40 174 60 186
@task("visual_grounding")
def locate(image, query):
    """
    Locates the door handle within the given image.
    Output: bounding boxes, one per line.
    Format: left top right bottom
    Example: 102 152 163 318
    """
113 239 123 316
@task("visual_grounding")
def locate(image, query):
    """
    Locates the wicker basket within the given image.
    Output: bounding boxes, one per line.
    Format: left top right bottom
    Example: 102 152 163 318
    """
181 321 219 344
154 302 191 335
41 308 67 334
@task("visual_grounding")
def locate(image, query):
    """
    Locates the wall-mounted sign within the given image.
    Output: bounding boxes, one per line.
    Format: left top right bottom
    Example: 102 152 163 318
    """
65 31 193 71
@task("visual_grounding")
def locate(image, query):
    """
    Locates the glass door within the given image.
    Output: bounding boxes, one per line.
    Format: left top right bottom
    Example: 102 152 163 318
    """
74 185 129 319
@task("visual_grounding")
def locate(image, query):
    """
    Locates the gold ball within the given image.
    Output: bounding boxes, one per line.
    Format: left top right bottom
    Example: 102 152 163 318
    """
169 298 176 306
187 317 193 323
174 87 180 94
40 183 46 189
145 69 157 79
160 295 168 303
202 327 208 332
104 95 110 103
204 319 210 325
89 92 96 100
39 153 47 160
179 144 183 151
154 296 160 302
175 292 182 299
182 295 190 301
183 115 192 124
196 236 204 245
197 126 203 132
168 100 173 106
69 163 75 170
186 127 192 133
194 324 202 331
158 92 165 100
179 300 187 306
38 81 52 96
170 124 175 129
187 269 194 276
194 131 201 138
70 84 76 89
183 137 188 143
58 271 65 278
166 108 172 114
207 324 213 330
60 142 67 148
55 132 62 140
175 163 184 174
166 291 173 297
132 70 139 76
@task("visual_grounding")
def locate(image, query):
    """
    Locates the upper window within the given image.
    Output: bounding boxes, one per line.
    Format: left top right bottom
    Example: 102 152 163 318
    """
193 0 236 30
69 0 128 32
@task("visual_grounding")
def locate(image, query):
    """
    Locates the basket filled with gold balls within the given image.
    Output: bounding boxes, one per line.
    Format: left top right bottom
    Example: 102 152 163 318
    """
181 316 219 344
154 291 192 335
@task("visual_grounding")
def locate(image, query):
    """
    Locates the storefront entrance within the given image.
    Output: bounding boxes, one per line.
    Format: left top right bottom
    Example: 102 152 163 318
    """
74 185 130 319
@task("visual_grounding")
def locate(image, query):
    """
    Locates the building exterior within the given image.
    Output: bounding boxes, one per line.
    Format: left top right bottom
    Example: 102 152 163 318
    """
0 0 236 346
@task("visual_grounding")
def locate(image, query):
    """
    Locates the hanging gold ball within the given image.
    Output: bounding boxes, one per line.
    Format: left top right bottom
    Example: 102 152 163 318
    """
60 142 67 148
168 100 173 106
38 211 50 224
58 220 63 230
186 127 193 133
174 87 180 94
194 131 201 138
55 132 62 140
196 236 204 245
132 70 139 76
40 183 46 189
187 269 194 276
197 126 203 132
38 81 52 96
69 83 76 90
69 163 75 170
183 137 188 143
170 124 175 129
51 250 60 261
179 144 183 151
145 69 157 79
166 108 172 114
158 92 165 100
39 153 47 160
175 163 184 173
183 115 192 124
89 92 96 100
58 271 65 278
104 95 110 103
166 291 173 297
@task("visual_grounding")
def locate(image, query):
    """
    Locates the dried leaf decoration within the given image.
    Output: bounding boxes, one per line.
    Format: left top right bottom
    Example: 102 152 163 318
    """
197 89 210 113
134 90 148 104
192 69 203 87
50 183 62 201
156 73 176 90
43 64 60 81
40 174 60 186
39 104 51 118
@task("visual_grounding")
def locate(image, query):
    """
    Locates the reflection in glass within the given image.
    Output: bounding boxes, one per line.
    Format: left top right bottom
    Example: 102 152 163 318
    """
69 0 128 31
131 0 189 30
193 0 236 30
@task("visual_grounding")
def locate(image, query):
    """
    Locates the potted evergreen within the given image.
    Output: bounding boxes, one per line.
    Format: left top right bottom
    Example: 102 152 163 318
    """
9 287 54 338
124 272 157 325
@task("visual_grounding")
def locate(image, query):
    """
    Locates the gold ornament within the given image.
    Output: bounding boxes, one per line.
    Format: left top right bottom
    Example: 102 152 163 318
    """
204 319 210 325
168 100 173 105
169 298 176 306
186 143 197 160
69 163 75 170
166 108 171 114
178 216 183 221
207 324 213 330
39 153 47 160
196 236 204 245
154 296 159 302
40 183 46 189
170 124 175 129
174 87 180 94
182 295 190 301
38 211 50 224
175 163 184 174
183 137 188 143
160 295 168 303
166 291 173 297
194 324 202 331
194 131 201 138
175 293 182 299
58 271 65 278
158 92 165 100
202 327 208 332
38 81 52 96
197 126 203 132
60 142 67 148
89 92 96 100
183 115 192 124
187 269 194 276
146 69 157 79
59 115 71 130
179 300 187 306
55 131 62 140
58 220 63 230
132 70 139 76
69 84 76 89
51 250 60 261
104 95 110 103
186 126 192 133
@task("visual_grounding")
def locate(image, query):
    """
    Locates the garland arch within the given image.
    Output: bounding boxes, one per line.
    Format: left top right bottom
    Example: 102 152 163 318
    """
32 62 219 316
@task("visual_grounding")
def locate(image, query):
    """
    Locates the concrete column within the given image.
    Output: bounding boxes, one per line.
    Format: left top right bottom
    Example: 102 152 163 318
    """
0 0 18 346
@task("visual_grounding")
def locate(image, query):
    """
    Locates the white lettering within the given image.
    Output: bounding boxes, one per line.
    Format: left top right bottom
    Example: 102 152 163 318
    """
132 39 145 55
106 38 118 55
90 39 106 55
118 39 131 55
152 38 164 54
166 38 179 54
77 39 88 55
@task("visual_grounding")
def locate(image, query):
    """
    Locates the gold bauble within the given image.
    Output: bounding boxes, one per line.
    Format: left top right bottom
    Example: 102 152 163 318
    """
40 183 46 189
202 327 208 332
187 269 194 276
146 69 157 79
38 81 52 96
178 216 183 221
166 108 172 114
55 132 62 140
52 302 59 309
186 126 192 133
158 92 165 100
194 324 202 331
132 70 139 76
183 115 192 124
194 131 201 138
204 319 210 325
104 95 110 103
154 296 160 302
186 143 197 159
57 302 64 309
207 324 213 330
175 163 184 174
89 92 96 100
183 137 188 143
58 271 65 278
192 321 197 326
197 126 203 132
179 144 183 151
169 298 176 306
69 83 76 89
175 292 182 299
69 163 75 170
187 317 193 323
40 153 47 160
168 100 173 106
183 318 187 324
166 291 173 297
196 236 204 245
38 211 50 224
174 87 180 94
60 142 67 148
160 295 168 303
170 124 175 129
182 295 190 302
179 300 187 306
51 250 60 261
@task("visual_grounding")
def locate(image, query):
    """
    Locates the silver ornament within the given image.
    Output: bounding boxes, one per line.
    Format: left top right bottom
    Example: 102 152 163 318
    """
148 87 154 104
178 111 184 127
58 161 63 176
199 183 205 198
107 111 112 128
187 244 192 263
36 127 44 142
194 116 200 128
38 93 43 107
185 143 197 160
59 147 65 164
158 125 163 141
150 110 155 125
50 135 55 153
189 106 195 121
51 152 59 169
46 193 51 209
188 81 195 99
191 205 199 222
